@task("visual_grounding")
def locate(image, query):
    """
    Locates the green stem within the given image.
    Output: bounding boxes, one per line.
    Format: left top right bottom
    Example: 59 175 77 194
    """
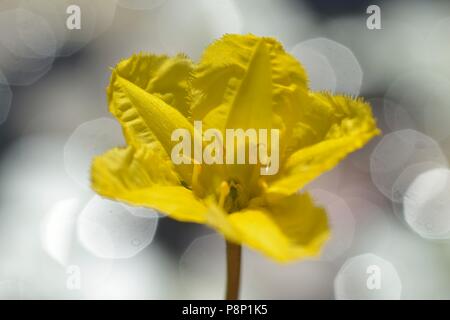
225 241 241 300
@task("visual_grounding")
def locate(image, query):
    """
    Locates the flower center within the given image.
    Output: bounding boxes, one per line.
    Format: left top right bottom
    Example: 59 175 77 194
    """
218 180 248 213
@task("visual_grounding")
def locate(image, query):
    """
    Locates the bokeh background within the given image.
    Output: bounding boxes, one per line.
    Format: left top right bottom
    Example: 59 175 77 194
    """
1 0 450 299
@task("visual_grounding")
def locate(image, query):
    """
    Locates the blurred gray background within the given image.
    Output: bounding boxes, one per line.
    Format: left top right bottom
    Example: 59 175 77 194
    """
1 0 450 299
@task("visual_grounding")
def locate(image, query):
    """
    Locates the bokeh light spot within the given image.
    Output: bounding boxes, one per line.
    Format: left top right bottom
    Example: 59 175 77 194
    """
64 117 125 190
291 37 362 96
370 129 448 202
334 253 402 300
309 189 354 261
290 46 337 92
403 168 450 239
41 198 80 266
77 196 158 259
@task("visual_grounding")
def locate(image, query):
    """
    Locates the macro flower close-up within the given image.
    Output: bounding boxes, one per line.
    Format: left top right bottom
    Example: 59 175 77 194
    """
3 0 450 305
91 33 379 298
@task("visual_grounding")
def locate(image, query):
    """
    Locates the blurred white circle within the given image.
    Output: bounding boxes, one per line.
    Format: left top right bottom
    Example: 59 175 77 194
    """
64 117 125 190
0 8 57 58
323 15 425 94
157 0 242 59
392 161 446 205
122 203 165 219
391 162 447 223
309 189 354 261
370 129 448 202
117 0 166 10
291 38 362 96
77 196 158 259
385 71 450 143
20 0 93 57
0 69 12 125
0 8 55 85
0 48 53 86
20 0 117 57
334 253 402 300
403 168 450 240
290 46 336 92
41 198 80 266
383 98 416 132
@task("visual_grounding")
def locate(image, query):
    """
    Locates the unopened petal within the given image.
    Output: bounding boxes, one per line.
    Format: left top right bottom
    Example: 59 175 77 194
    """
108 54 195 183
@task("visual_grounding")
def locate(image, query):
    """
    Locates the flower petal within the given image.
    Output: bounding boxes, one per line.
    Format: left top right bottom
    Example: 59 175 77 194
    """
92 146 207 223
192 34 311 185
192 34 309 133
267 93 380 196
108 54 195 183
111 53 194 116
207 193 329 262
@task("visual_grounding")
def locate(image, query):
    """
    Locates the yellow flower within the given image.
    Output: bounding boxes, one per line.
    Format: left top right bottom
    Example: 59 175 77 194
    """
91 34 379 263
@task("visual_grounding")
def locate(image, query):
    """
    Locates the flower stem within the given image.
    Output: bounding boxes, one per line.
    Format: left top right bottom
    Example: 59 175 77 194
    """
225 241 241 300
